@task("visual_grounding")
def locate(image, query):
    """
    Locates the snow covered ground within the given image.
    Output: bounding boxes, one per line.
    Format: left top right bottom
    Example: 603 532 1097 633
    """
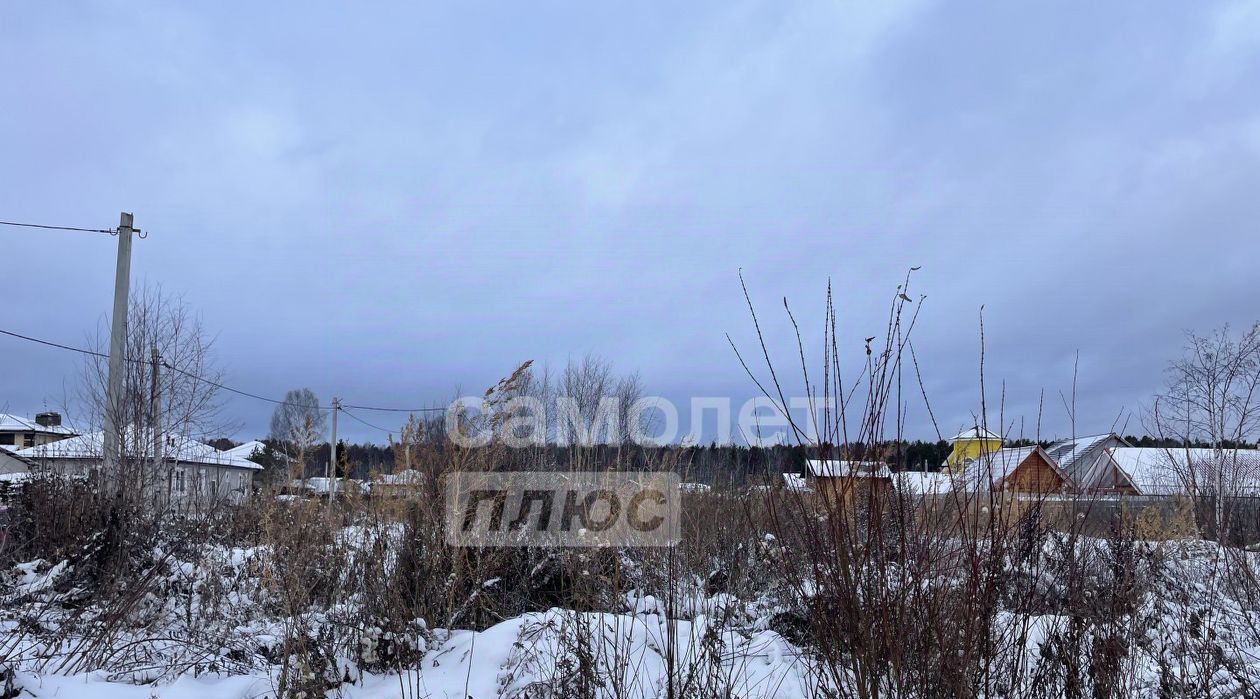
6 609 813 698
6 512 1260 697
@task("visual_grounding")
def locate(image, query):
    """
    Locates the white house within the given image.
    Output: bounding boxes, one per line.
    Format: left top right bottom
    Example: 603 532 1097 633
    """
13 430 261 508
0 412 75 450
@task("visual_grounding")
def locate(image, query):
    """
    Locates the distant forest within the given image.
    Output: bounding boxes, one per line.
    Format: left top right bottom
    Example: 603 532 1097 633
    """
208 434 1257 487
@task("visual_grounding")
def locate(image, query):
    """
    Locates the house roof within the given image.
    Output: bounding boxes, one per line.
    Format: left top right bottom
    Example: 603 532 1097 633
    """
290 477 368 494
952 446 1039 491
951 426 1002 442
0 414 75 436
373 469 426 486
222 440 268 461
806 459 892 479
782 472 809 491
1108 447 1260 496
0 448 37 474
895 470 953 495
15 430 261 471
1044 433 1129 489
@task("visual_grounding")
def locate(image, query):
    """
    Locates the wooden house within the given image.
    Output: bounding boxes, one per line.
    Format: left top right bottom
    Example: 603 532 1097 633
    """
806 459 893 508
955 433 1138 495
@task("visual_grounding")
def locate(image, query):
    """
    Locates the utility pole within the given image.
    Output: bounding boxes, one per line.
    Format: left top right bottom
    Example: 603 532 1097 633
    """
102 212 134 486
327 397 340 506
150 346 163 506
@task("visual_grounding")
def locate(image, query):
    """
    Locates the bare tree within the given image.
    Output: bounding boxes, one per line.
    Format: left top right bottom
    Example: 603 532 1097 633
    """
79 283 226 503
269 388 327 453
559 354 615 446
1151 322 1260 537
614 370 645 446
268 388 327 482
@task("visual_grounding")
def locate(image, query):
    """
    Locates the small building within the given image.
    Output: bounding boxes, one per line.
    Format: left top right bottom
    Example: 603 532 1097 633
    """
944 427 1003 470
370 469 428 498
285 477 369 499
0 413 75 450
953 445 1066 493
954 433 1138 495
13 429 261 508
806 459 894 507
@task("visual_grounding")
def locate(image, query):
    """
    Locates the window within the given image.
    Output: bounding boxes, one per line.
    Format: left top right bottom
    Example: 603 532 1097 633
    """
175 470 186 494
0 434 13 445
237 473 245 491
23 433 34 448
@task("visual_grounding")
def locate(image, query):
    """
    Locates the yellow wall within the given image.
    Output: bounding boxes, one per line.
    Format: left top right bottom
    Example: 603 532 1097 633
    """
945 437 1003 470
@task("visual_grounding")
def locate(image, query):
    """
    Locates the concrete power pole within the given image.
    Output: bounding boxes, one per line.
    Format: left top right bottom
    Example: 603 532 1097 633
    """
102 212 134 484
150 346 163 506
327 397 340 505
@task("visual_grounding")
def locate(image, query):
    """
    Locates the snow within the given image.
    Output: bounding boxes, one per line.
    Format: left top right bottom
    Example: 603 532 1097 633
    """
289 477 369 494
1043 433 1120 487
14 430 261 471
219 440 267 461
371 469 426 486
10 504 1260 697
950 426 1001 441
1109 447 1260 496
781 473 809 491
894 470 952 495
950 446 1036 491
0 414 75 435
805 459 891 479
2 608 812 698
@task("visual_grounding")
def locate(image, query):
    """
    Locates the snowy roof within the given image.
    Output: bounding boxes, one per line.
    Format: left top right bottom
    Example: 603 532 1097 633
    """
806 460 892 479
15 430 261 471
894 470 954 495
952 446 1038 491
1109 447 1260 496
0 414 75 435
0 448 36 473
290 477 368 494
1044 433 1128 488
222 440 268 461
951 426 1002 442
373 469 426 486
781 472 809 491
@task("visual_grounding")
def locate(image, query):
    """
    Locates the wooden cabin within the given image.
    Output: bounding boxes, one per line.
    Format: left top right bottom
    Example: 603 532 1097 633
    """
955 434 1140 495
806 459 893 509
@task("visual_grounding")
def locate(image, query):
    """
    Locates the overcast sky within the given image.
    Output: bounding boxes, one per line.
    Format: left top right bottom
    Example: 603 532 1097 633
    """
3 1 1259 444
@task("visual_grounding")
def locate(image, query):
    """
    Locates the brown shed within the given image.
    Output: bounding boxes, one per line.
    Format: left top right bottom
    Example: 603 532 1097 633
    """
806 459 894 509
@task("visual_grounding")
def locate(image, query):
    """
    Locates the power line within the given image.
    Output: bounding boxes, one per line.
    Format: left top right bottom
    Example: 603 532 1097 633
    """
341 402 446 413
0 327 329 409
0 328 109 359
0 326 448 415
161 360 335 410
338 406 398 435
0 219 119 234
